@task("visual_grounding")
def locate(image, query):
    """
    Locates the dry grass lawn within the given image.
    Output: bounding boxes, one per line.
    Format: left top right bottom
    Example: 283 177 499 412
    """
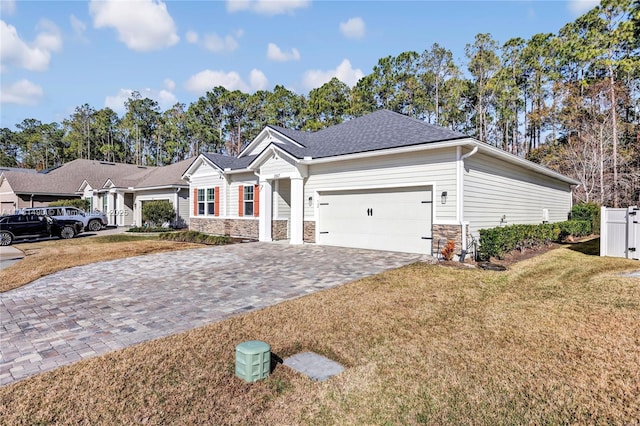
1 242 639 424
0 235 202 292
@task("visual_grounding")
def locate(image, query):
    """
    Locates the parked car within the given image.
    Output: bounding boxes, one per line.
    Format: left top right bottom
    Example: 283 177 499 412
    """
0 214 84 246
21 206 107 232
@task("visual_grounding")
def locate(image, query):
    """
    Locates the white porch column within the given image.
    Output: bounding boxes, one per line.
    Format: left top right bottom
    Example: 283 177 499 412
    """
258 179 272 242
116 192 125 226
134 196 142 227
290 177 304 245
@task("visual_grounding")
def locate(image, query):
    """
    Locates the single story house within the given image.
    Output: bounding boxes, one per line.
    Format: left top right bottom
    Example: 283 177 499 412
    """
183 109 579 256
0 158 193 227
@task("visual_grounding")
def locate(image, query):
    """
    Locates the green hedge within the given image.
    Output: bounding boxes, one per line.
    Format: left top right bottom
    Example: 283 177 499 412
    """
158 231 231 245
570 202 600 234
126 227 174 233
478 220 592 260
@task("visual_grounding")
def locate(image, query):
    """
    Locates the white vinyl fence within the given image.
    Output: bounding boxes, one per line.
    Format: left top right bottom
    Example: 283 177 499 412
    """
600 206 640 260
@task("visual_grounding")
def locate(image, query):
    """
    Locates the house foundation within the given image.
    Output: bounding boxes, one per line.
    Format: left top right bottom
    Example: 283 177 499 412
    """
190 218 258 239
432 224 463 259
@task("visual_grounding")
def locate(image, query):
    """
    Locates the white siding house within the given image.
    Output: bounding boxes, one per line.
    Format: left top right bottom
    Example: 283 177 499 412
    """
183 110 578 256
1 158 193 228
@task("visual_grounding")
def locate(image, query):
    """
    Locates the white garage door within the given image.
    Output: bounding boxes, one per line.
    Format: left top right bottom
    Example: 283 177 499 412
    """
317 186 432 254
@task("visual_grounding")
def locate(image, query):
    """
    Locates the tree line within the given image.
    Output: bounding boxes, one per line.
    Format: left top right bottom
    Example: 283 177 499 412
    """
1 0 638 206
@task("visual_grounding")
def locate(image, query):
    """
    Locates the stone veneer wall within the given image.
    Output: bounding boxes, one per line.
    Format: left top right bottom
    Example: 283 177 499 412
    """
190 218 258 239
432 224 463 258
303 221 316 243
272 220 288 241
191 218 316 243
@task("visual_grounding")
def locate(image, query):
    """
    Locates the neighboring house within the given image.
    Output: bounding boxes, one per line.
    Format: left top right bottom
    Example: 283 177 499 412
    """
183 109 578 256
0 167 50 215
0 158 193 227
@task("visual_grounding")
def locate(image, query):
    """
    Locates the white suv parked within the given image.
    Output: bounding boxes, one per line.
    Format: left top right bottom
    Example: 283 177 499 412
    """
21 206 108 232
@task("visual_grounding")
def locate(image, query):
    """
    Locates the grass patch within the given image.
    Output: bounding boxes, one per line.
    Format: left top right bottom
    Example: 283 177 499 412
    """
565 237 601 256
0 236 202 292
1 246 639 424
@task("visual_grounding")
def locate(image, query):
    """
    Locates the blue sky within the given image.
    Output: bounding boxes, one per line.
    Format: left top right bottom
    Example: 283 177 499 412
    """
0 0 599 129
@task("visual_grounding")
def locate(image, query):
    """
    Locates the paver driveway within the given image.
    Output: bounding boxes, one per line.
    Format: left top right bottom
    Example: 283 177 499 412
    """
1 242 429 385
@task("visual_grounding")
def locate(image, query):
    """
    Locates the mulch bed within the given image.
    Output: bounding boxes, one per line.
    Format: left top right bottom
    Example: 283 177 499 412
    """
439 235 600 270
439 242 564 271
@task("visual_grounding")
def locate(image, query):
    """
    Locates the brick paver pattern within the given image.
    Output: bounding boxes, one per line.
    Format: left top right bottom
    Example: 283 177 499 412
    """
1 242 429 385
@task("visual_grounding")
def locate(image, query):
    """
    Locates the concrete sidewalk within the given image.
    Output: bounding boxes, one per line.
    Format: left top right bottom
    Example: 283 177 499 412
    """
0 245 25 269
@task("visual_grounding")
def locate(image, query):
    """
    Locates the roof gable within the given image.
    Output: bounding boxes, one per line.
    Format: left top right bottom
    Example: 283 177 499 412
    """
238 127 305 158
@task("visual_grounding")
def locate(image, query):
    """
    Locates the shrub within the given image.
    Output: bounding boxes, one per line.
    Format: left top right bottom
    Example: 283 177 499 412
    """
478 220 590 260
557 220 591 240
571 202 600 234
49 198 90 211
126 227 174 233
158 231 231 245
441 240 456 261
142 200 175 227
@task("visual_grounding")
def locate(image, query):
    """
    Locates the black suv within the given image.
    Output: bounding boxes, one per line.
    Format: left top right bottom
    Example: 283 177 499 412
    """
0 214 84 246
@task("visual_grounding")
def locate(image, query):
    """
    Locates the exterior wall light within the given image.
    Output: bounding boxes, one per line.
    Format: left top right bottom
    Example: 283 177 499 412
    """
441 191 448 205
308 196 313 207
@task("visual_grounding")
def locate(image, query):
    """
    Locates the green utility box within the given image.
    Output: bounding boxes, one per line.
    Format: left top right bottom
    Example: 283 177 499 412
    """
235 340 271 382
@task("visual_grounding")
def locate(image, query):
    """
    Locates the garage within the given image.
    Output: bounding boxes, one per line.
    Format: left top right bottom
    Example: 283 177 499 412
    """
317 186 433 254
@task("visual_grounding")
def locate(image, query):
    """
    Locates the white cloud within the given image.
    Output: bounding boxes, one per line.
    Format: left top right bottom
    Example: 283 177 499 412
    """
302 59 364 90
34 20 63 52
0 19 62 72
339 17 365 39
249 69 268 90
0 79 43 105
104 88 133 114
0 0 16 16
226 0 310 15
104 86 178 114
203 32 239 53
89 0 179 52
70 14 88 42
567 0 599 15
163 78 176 91
184 69 268 94
185 30 198 44
266 42 300 62
154 88 178 109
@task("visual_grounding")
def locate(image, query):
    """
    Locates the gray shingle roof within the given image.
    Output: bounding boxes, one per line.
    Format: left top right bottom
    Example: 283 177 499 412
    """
202 110 468 169
135 158 192 188
267 109 467 159
0 167 38 174
203 153 258 170
1 171 74 195
2 158 192 194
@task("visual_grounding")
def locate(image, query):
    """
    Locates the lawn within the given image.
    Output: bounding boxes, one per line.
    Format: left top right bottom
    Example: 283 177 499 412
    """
0 234 202 292
1 242 639 424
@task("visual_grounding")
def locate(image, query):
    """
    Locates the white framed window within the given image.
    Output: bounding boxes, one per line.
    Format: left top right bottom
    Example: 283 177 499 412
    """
198 188 216 216
206 188 215 215
244 185 254 216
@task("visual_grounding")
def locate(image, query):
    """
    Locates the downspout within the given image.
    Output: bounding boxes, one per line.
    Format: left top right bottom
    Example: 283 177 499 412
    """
457 145 479 259
175 187 180 227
